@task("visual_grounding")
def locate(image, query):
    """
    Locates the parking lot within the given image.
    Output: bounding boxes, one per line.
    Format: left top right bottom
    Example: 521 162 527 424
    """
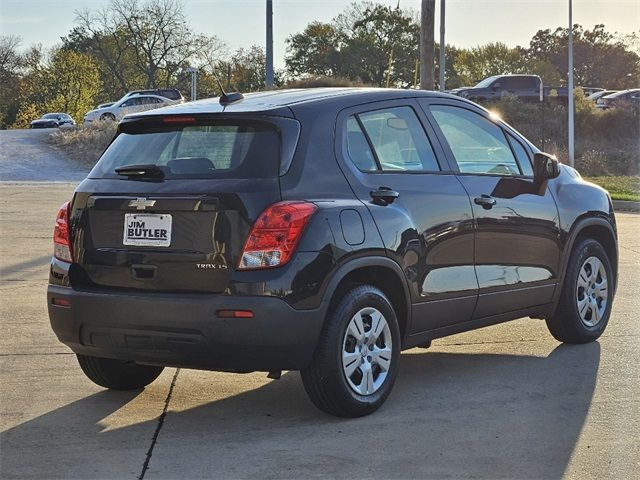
1 179 638 479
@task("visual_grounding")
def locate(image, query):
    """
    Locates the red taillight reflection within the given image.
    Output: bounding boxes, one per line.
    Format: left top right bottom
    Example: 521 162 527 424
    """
53 201 73 262
217 310 254 318
238 201 317 270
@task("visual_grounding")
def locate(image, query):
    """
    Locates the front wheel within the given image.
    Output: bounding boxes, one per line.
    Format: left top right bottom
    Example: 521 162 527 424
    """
76 354 164 390
301 285 401 417
546 238 614 343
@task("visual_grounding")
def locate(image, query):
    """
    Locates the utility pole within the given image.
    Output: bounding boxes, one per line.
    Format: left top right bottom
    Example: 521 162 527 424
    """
186 67 197 101
420 0 436 90
567 0 575 167
265 0 274 89
439 0 445 91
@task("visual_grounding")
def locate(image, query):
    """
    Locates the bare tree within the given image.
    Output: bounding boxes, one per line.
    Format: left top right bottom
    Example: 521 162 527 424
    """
420 0 435 90
0 35 23 74
75 0 205 92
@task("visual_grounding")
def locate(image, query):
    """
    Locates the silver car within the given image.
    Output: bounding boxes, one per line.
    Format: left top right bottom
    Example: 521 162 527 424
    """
83 95 179 124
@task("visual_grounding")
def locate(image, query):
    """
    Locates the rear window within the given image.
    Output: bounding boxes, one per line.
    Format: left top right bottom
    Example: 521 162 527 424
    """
89 120 281 179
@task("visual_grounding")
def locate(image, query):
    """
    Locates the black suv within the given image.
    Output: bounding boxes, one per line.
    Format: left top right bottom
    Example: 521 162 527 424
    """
48 88 618 417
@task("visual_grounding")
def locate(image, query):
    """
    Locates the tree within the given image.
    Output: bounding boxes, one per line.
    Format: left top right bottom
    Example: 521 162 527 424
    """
0 35 24 127
42 49 101 121
10 47 100 128
72 0 212 98
527 24 640 89
340 4 420 87
223 46 283 92
285 22 340 77
455 42 527 85
285 3 420 87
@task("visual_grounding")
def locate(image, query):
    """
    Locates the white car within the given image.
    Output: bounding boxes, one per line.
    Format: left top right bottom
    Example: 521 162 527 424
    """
83 95 178 124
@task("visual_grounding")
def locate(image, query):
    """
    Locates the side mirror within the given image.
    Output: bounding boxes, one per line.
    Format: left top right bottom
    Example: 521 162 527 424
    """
533 152 560 194
491 82 502 90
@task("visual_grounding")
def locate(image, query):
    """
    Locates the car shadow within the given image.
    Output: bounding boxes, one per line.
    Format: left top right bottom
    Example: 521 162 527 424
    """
1 343 600 479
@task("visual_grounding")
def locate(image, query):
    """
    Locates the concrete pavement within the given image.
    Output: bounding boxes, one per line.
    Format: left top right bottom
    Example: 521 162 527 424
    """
0 183 638 479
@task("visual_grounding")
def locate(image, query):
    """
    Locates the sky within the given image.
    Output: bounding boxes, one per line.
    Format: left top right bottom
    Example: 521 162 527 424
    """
1 0 638 69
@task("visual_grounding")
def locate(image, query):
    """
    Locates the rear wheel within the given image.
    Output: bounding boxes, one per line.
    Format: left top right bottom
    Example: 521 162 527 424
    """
546 238 614 343
301 285 400 417
76 354 164 390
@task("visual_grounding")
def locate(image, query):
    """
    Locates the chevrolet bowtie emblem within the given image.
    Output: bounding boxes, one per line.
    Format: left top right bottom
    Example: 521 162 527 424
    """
128 198 156 210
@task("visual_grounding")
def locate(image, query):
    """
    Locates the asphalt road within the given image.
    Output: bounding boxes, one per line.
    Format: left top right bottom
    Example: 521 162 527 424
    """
0 129 89 181
0 183 638 479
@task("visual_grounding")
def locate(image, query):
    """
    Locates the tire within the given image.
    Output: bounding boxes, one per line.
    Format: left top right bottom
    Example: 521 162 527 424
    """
546 238 614 343
100 112 116 122
301 285 401 417
76 354 164 390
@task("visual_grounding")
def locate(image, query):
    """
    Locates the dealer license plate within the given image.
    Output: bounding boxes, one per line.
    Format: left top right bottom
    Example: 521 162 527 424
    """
123 213 172 247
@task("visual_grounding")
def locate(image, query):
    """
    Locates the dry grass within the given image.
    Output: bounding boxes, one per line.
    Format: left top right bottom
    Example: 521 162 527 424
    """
48 121 118 166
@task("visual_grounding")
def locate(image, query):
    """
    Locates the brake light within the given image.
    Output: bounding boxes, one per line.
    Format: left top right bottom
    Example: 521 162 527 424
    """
162 116 196 124
238 201 317 270
53 201 73 262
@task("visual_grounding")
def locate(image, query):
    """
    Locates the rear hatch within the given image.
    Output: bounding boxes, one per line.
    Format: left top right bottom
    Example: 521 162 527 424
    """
69 114 299 293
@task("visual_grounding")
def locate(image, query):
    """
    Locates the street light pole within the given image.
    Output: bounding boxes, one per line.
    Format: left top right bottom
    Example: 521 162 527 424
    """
186 67 197 101
439 0 445 92
265 0 274 89
568 0 575 167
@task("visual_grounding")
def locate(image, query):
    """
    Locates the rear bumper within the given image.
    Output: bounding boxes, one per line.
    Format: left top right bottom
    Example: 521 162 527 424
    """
47 285 326 372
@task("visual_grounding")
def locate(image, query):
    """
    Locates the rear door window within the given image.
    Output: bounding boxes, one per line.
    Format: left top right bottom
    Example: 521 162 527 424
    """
346 106 440 172
90 121 280 179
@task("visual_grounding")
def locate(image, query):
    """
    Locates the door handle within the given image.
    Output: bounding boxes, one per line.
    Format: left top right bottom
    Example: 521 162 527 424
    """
474 194 497 209
370 187 399 206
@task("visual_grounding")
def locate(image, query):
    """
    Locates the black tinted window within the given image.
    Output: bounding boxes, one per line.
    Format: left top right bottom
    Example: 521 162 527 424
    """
430 105 521 176
503 77 537 89
356 107 440 172
90 121 279 179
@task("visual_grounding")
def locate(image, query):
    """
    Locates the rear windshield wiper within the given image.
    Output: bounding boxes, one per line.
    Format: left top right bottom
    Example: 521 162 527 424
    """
115 164 165 179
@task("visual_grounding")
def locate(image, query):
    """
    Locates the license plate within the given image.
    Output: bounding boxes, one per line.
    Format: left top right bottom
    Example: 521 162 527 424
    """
123 213 172 247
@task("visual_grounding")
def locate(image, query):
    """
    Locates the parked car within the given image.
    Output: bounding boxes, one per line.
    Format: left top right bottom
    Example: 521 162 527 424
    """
596 89 640 110
450 74 568 102
587 90 619 102
29 113 75 129
83 94 179 124
120 88 184 102
581 87 604 96
48 88 618 417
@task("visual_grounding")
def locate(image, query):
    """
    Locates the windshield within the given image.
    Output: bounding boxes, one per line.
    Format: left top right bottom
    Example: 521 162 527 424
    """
43 114 61 119
474 76 500 88
89 120 280 179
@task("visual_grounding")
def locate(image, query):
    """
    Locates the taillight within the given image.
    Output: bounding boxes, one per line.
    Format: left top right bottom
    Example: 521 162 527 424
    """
238 201 317 270
53 201 73 262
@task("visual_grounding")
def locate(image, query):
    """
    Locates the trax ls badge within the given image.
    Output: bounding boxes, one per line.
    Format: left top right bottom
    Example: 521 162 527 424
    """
196 263 228 269
128 197 156 210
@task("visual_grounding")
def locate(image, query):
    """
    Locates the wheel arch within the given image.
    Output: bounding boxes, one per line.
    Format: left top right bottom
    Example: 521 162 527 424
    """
555 215 618 304
321 257 412 345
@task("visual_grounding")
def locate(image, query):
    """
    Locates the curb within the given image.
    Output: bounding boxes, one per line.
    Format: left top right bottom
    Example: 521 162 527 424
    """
612 200 640 212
